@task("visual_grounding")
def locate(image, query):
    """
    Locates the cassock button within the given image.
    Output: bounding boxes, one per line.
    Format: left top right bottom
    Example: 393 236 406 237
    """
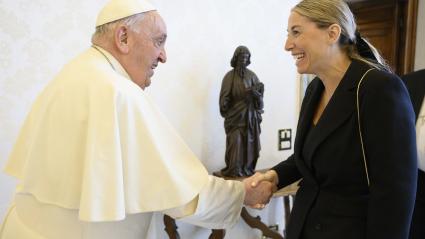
314 223 322 230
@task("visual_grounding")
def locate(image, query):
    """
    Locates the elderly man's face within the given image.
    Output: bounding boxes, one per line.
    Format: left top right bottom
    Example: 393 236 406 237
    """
126 11 167 89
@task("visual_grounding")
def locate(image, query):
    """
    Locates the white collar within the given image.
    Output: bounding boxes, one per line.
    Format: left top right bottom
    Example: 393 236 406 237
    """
92 45 131 80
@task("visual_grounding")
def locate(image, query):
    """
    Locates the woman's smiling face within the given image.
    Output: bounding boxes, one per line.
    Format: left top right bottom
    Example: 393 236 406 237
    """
285 11 331 75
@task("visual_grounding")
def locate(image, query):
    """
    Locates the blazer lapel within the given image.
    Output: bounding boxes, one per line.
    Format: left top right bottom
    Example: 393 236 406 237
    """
294 78 323 171
303 60 371 166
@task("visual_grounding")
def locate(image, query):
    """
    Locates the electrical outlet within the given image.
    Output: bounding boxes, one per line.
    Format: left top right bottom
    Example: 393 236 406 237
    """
278 129 292 150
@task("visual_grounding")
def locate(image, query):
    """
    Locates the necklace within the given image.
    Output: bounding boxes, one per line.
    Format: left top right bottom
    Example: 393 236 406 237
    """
91 45 116 71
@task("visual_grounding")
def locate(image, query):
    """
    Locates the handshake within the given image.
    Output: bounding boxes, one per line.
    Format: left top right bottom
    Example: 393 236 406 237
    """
242 170 279 209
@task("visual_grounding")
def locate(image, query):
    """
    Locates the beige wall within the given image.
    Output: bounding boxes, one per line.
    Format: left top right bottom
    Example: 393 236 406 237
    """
0 0 299 237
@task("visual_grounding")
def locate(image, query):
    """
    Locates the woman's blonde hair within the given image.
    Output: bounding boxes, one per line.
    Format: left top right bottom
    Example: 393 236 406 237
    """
293 0 391 72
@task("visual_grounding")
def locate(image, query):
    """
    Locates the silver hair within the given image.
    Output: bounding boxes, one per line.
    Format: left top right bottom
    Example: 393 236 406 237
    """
91 13 146 43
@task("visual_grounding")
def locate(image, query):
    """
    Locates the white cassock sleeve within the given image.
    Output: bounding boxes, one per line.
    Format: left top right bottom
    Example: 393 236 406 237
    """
163 175 245 229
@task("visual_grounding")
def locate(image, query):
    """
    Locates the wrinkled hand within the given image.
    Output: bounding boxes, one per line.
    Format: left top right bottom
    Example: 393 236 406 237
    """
243 180 274 209
243 171 278 209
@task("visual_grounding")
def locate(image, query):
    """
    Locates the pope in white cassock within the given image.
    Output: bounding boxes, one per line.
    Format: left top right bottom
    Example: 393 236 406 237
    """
0 0 274 238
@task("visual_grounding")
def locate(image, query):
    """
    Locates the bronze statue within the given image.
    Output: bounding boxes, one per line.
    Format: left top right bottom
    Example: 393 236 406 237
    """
218 46 264 177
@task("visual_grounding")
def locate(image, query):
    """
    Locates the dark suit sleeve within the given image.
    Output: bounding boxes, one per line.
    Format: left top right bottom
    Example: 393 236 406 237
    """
359 71 417 239
272 154 302 189
401 69 425 119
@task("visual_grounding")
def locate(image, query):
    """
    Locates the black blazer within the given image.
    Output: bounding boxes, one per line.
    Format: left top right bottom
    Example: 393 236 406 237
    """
401 69 425 239
402 69 425 121
273 60 417 239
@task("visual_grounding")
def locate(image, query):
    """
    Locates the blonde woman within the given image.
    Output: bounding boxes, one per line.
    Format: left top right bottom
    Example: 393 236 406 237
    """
252 0 417 238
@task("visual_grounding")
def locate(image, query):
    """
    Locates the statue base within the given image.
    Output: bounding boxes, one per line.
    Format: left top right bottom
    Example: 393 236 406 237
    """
212 170 251 180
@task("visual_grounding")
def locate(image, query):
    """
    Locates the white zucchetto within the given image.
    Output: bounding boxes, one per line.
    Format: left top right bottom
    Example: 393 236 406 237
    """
96 0 156 27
